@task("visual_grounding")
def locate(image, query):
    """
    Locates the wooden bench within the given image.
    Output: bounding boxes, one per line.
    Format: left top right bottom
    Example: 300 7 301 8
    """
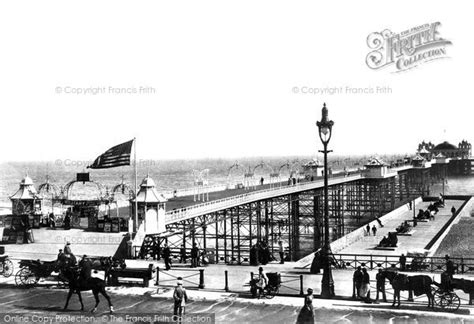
109 264 153 287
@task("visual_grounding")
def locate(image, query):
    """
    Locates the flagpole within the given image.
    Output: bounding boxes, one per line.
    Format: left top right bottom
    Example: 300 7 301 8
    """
134 137 138 234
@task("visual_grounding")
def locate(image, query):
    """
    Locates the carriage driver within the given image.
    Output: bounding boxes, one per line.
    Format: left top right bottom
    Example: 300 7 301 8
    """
63 242 77 265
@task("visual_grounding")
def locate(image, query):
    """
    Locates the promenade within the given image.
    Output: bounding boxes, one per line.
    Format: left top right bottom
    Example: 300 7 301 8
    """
1 197 474 320
338 199 465 256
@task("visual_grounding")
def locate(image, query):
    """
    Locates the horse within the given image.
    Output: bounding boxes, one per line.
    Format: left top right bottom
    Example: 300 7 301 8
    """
381 270 438 308
62 266 114 313
452 278 474 305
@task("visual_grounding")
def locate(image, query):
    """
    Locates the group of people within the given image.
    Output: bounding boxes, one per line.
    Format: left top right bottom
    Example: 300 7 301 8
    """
47 212 71 230
250 240 272 266
395 220 411 234
365 224 378 236
162 243 203 270
352 266 374 303
56 242 94 282
378 232 398 248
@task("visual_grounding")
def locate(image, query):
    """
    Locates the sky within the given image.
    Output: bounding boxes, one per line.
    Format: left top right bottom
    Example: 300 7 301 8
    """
0 0 472 162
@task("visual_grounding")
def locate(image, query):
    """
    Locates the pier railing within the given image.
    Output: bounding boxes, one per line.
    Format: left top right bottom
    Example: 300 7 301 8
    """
332 253 474 274
165 174 363 224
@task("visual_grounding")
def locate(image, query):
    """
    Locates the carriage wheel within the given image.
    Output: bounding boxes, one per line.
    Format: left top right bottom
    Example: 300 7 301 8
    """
265 286 279 299
15 268 39 287
433 289 444 306
440 293 460 312
2 259 14 278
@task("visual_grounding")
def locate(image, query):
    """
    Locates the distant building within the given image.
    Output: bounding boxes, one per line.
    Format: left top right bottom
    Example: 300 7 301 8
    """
417 140 472 159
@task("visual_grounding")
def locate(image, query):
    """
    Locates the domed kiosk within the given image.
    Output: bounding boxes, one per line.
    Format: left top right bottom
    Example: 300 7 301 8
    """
130 175 167 235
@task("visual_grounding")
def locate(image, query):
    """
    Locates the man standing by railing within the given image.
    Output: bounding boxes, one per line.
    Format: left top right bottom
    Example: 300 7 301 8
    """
375 269 387 302
191 243 200 268
162 243 171 270
353 266 363 299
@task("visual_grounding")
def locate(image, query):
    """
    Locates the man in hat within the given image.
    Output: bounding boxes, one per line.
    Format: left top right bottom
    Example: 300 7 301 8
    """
190 243 200 268
173 277 188 321
162 243 172 270
445 255 455 278
63 242 76 265
353 266 363 299
375 268 387 302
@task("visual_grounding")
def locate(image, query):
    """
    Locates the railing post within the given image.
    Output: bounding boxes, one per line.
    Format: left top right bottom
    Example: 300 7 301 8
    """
461 257 464 274
299 275 304 296
370 255 373 270
198 269 205 289
155 266 160 286
224 270 229 292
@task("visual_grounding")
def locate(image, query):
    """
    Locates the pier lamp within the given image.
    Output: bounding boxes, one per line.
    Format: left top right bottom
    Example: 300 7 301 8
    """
316 103 335 298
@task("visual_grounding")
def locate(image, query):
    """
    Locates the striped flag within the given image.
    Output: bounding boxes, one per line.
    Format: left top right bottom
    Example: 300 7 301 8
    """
87 140 134 169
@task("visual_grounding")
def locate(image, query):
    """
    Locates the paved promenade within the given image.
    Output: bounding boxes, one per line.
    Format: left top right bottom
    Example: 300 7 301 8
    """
338 199 465 256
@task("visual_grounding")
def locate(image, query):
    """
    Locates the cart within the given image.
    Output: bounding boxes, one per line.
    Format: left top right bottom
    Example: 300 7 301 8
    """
14 259 65 287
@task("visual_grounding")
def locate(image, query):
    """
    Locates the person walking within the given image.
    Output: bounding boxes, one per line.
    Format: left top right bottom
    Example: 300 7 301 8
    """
162 243 172 270
399 254 407 271
360 268 371 303
179 244 187 264
451 206 456 216
190 243 199 268
278 240 284 264
375 269 387 302
353 266 363 299
173 277 189 323
296 288 314 324
365 224 370 236
408 201 412 210
371 225 377 236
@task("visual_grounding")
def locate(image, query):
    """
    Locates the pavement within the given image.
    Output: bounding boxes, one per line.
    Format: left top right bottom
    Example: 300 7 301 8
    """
1 197 473 321
338 199 466 256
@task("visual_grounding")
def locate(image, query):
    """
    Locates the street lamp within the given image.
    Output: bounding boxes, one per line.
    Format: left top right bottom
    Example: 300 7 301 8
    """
316 103 335 298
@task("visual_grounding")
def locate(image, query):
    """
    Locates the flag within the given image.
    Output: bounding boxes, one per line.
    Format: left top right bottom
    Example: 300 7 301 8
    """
87 139 134 169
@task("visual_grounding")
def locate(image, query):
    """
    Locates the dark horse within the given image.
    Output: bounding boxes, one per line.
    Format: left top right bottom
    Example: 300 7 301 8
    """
62 266 114 313
382 270 439 308
452 278 474 305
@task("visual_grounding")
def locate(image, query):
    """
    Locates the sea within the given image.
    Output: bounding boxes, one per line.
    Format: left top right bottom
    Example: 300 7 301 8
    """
0 156 472 207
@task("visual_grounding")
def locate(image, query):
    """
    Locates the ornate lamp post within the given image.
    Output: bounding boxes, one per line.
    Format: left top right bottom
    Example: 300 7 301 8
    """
316 103 335 298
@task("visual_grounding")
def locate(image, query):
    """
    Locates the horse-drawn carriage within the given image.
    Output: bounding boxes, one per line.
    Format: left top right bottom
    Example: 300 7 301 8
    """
381 269 462 311
14 256 123 288
15 259 66 287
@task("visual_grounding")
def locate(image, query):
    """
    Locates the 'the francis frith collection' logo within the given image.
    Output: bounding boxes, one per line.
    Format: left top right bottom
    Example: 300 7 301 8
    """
366 22 452 72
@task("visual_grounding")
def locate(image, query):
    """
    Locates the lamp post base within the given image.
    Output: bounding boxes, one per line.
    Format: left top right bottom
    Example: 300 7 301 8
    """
321 268 335 298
